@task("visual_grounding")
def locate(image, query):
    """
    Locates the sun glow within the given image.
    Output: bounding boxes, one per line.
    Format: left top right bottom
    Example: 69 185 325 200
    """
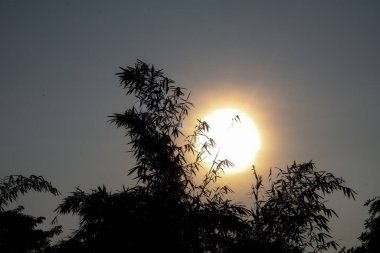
198 108 261 174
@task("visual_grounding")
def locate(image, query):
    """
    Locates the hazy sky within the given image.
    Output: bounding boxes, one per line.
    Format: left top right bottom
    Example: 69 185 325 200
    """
1 1 379 251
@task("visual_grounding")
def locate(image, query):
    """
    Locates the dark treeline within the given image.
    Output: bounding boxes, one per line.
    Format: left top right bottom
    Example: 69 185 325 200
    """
1 60 378 253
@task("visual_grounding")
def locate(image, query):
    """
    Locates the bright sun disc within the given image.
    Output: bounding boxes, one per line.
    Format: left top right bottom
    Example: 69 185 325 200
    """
199 108 261 174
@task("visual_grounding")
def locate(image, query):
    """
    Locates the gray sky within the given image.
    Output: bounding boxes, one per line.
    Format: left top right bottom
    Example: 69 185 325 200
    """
1 1 379 251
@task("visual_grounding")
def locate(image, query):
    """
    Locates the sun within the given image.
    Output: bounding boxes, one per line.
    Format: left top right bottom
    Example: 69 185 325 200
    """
198 108 261 174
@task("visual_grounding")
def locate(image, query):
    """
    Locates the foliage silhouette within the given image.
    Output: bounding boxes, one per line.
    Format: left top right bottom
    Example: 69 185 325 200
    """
248 162 356 252
359 196 380 252
53 60 248 252
50 60 357 253
340 196 380 253
0 175 61 252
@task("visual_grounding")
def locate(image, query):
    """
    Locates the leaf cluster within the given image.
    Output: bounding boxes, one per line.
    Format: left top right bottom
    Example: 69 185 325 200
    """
0 175 62 252
249 161 356 252
339 197 380 253
359 197 380 252
0 174 60 210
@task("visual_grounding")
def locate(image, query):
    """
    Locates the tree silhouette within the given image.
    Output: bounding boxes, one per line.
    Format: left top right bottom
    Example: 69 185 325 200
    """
53 60 248 252
0 175 61 252
51 60 357 253
247 162 356 252
340 196 380 253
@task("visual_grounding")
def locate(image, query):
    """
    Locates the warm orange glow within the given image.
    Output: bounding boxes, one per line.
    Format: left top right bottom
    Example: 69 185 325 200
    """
198 108 261 174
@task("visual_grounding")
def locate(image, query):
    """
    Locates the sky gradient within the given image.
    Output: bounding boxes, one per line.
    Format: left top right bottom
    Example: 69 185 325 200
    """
1 1 379 251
